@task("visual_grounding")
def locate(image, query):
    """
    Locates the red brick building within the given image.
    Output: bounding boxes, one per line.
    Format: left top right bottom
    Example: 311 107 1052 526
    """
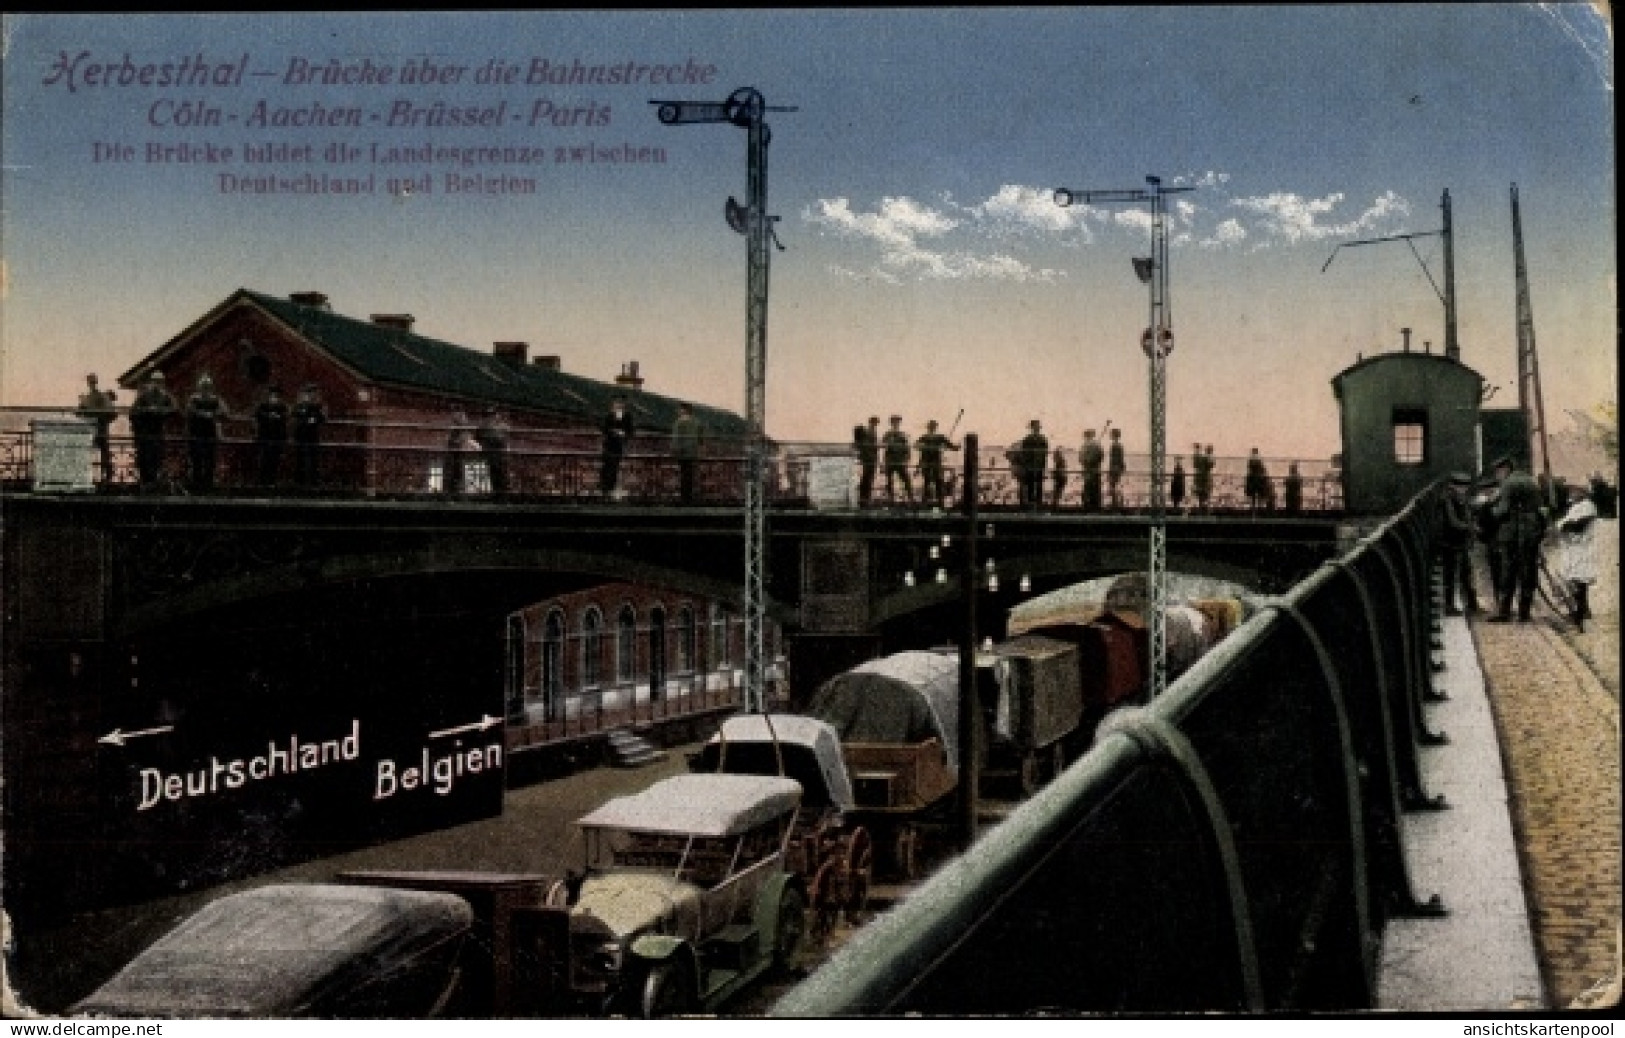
116 288 751 499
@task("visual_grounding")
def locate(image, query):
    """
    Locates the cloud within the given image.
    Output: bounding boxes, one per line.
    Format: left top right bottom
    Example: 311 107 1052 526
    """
803 179 1417 280
805 194 1061 282
1228 190 1411 244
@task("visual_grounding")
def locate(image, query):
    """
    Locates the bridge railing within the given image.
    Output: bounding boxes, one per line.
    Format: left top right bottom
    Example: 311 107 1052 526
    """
0 410 1343 514
774 483 1445 1015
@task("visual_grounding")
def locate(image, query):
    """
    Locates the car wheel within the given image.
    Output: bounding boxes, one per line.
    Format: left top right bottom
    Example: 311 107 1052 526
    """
774 885 808 970
640 961 694 1018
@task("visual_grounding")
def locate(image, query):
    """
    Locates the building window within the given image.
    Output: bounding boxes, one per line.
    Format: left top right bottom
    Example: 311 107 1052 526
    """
1393 409 1427 466
712 605 732 668
616 604 637 683
582 607 603 689
541 609 565 721
649 606 667 700
676 606 695 674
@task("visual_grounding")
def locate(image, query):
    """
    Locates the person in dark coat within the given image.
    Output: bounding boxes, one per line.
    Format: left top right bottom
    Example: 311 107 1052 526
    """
1283 462 1304 516
671 403 701 504
1192 443 1214 513
1049 446 1068 510
1018 420 1048 511
600 396 635 497
1473 477 1505 606
882 416 913 505
1488 456 1547 623
855 416 880 506
291 384 326 488
1107 428 1126 510
1080 429 1105 513
474 406 511 498
1438 472 1477 615
916 419 960 508
184 374 227 492
1170 457 1187 512
77 373 118 485
253 386 290 487
130 372 177 491
1244 448 1272 514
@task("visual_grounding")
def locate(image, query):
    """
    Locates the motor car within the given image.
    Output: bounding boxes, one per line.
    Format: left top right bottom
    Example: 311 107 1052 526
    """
559 771 808 1016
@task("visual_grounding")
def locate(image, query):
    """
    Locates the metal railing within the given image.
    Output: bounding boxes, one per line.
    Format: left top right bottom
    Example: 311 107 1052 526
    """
1 410 1344 515
774 483 1445 1015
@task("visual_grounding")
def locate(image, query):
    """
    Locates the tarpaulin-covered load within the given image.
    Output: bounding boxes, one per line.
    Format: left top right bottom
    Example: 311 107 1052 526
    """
807 651 960 770
988 635 1083 751
72 884 472 1018
576 773 802 838
693 714 855 813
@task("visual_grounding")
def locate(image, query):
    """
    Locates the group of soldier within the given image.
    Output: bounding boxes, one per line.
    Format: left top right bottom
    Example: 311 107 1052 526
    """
1438 455 1602 629
77 371 327 493
852 415 1308 515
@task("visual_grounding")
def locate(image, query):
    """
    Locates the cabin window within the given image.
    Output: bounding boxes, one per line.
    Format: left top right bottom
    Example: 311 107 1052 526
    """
676 606 696 674
1392 409 1427 466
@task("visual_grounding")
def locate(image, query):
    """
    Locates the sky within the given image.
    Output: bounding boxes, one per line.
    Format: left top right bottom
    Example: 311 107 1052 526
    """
1 7 1615 464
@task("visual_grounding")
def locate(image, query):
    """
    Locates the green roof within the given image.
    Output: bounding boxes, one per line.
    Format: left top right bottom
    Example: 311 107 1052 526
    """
129 288 749 438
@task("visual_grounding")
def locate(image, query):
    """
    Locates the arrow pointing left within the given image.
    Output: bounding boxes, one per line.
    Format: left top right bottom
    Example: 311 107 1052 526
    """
98 725 174 747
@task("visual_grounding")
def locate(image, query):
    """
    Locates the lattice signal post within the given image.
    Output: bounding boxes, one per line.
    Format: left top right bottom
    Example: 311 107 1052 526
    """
654 88 794 713
1055 176 1192 699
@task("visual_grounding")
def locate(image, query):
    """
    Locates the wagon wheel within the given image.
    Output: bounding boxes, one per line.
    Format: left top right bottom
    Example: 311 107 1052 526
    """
844 827 874 922
807 859 841 942
893 826 920 881
1018 751 1043 798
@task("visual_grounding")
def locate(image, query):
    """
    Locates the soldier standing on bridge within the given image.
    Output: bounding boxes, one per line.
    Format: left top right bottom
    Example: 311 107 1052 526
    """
600 396 635 498
1170 457 1187 513
130 372 177 492
1018 420 1048 511
1192 443 1214 513
1080 429 1104 513
1488 456 1547 623
855 416 880 506
475 406 511 499
1283 462 1304 516
184 374 227 492
915 419 959 508
1107 428 1126 510
882 416 913 506
77 373 118 485
671 403 701 504
1244 448 1273 514
253 386 289 487
292 384 326 489
1049 446 1068 510
1438 472 1477 615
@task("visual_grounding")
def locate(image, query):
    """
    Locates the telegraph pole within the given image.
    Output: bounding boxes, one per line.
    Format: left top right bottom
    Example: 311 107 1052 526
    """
1055 176 1191 699
1323 188 1459 361
655 88 794 713
1511 184 1552 489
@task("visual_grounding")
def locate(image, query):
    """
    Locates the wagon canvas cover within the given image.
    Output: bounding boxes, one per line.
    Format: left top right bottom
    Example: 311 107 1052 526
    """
807 651 961 767
71 885 472 1018
700 713 856 812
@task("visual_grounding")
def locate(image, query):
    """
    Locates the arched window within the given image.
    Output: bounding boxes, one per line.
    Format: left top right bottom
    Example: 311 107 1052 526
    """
676 605 696 674
616 604 637 683
581 607 603 689
712 605 733 668
648 605 667 700
542 609 565 721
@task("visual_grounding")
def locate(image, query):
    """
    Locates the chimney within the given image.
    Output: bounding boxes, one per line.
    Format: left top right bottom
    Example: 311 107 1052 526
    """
1400 327 1411 352
614 361 644 390
289 291 331 311
532 355 561 372
493 341 529 368
370 313 415 332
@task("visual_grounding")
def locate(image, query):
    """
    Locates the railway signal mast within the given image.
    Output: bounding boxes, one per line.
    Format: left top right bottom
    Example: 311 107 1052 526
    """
1510 184 1552 491
654 88 794 713
1055 175 1192 699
